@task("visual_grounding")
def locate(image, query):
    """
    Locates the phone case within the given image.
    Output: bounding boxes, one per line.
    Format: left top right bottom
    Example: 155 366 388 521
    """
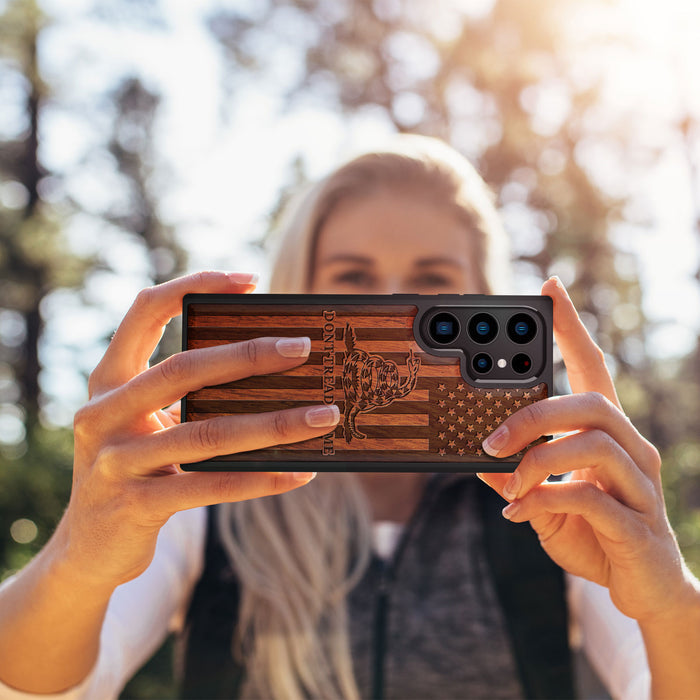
181 294 552 472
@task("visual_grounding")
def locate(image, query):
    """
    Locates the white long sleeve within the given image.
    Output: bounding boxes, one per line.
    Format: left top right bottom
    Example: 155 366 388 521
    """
0 506 206 700
567 573 651 700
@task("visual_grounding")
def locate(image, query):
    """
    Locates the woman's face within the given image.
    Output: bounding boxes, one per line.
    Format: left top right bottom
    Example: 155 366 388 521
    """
309 191 481 295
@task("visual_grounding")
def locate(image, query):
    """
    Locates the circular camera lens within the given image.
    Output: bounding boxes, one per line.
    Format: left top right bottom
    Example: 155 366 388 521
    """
507 313 537 344
472 352 493 374
468 312 498 344
512 353 532 374
429 312 459 344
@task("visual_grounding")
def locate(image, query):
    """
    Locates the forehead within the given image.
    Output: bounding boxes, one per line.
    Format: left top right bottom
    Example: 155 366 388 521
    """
316 192 473 264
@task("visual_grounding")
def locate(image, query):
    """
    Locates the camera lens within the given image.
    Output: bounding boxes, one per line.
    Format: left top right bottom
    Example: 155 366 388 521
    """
468 313 498 344
512 353 532 374
472 353 493 374
429 312 459 344
507 313 537 344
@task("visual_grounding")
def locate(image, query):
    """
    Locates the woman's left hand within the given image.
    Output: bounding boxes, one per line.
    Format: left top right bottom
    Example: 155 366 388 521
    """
478 276 696 625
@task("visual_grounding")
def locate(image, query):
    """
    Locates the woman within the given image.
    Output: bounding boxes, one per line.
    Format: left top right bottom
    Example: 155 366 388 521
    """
0 136 698 699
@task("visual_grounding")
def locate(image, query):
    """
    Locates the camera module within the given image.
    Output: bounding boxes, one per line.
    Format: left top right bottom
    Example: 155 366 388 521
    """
472 352 493 374
507 313 537 344
468 312 498 344
429 312 460 344
512 353 532 374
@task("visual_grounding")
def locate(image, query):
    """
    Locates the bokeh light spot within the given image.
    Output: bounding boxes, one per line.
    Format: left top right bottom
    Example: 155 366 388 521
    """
10 519 38 545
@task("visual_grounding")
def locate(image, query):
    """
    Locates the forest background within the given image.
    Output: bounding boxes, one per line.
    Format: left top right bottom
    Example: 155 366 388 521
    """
1 0 700 697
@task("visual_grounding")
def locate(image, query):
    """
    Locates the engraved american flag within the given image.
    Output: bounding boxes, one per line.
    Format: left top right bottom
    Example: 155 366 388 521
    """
184 302 547 464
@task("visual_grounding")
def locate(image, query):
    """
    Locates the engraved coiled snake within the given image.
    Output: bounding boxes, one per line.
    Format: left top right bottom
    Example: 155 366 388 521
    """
341 322 421 441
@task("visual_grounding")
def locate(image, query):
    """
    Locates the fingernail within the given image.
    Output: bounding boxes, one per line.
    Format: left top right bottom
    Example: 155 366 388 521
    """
227 272 259 285
503 471 521 500
502 501 520 520
476 472 486 482
305 404 340 428
293 472 317 483
276 337 311 358
550 275 569 296
482 426 508 456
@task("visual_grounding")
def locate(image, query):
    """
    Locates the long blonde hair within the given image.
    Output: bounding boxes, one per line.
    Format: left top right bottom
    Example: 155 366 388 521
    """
216 135 509 700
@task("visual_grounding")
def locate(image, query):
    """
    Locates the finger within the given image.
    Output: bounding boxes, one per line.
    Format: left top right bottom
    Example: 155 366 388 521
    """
477 469 576 503
498 429 655 513
100 404 341 477
481 392 659 478
149 470 317 517
476 471 511 500
111 336 313 421
542 276 621 408
501 480 641 546
162 402 181 427
90 271 258 394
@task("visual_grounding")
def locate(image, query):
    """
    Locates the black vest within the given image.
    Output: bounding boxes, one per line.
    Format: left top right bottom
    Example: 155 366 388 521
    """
176 479 574 699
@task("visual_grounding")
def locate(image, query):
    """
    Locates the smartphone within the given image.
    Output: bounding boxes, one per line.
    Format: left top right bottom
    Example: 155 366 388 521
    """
181 294 552 472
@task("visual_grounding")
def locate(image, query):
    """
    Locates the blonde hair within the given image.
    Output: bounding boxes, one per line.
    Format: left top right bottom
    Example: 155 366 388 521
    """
216 135 510 700
217 475 372 699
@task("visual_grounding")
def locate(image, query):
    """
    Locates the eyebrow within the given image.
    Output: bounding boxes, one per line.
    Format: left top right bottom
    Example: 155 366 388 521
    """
414 257 465 269
321 254 374 266
320 254 464 269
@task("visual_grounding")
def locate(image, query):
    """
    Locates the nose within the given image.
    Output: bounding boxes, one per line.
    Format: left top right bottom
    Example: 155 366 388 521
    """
375 276 404 295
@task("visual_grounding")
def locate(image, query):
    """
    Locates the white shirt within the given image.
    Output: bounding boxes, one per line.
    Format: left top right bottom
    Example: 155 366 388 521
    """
0 507 650 700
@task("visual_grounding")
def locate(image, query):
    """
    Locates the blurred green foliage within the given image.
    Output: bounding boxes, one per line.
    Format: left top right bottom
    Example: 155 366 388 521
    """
0 425 73 577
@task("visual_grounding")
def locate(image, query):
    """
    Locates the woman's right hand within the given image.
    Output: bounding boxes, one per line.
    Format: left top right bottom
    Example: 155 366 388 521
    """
54 271 339 590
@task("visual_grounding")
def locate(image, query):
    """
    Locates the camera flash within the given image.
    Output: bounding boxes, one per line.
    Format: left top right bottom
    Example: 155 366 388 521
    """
497 358 507 368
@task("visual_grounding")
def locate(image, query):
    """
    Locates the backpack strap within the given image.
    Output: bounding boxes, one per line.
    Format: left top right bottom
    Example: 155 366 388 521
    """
477 479 575 699
176 504 245 699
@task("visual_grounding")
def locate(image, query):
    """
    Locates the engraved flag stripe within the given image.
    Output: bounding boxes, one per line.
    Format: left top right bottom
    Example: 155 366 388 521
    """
192 389 430 401
189 315 415 328
189 336 424 353
244 438 430 451
188 327 417 342
188 413 429 426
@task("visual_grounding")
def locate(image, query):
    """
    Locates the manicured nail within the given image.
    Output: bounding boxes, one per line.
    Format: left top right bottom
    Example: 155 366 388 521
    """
549 275 563 289
502 501 520 520
305 404 340 428
293 472 317 483
476 472 486 482
503 471 521 501
482 426 509 456
227 272 259 285
549 275 570 297
276 337 311 358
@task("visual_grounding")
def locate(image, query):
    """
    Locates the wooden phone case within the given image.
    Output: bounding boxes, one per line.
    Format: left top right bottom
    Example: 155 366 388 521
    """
181 294 552 472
